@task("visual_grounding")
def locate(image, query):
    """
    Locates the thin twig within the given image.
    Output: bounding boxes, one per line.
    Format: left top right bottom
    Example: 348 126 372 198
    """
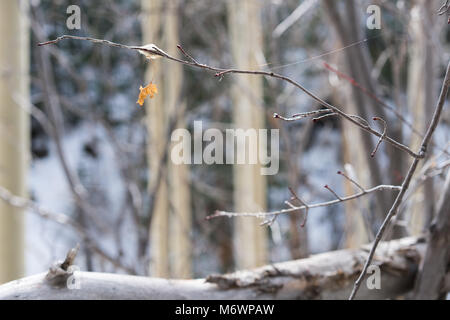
177 44 199 64
312 113 337 122
291 109 332 118
274 109 333 121
207 184 401 220
371 117 387 157
438 0 450 15
337 170 365 193
324 184 343 201
288 187 309 227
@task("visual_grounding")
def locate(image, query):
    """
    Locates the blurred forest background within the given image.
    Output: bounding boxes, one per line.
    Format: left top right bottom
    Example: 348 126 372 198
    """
0 0 449 285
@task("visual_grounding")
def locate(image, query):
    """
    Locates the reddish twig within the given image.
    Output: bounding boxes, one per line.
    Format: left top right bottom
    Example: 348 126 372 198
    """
288 187 309 227
177 44 199 64
337 170 365 193
324 184 343 201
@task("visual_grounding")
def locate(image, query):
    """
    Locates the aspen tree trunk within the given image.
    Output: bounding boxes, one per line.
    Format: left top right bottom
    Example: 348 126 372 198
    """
323 0 391 228
0 0 29 284
142 0 191 278
407 0 437 235
341 124 370 247
227 0 267 269
143 0 170 278
165 3 192 279
330 55 369 248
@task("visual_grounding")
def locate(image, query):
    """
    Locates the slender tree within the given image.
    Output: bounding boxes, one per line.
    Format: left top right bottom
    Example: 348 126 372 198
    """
407 0 438 235
165 1 192 279
142 0 192 278
324 0 393 229
142 0 170 278
0 0 29 284
227 0 268 268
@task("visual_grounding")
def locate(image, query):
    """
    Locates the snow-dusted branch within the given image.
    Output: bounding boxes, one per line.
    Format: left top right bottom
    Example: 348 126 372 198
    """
207 177 400 222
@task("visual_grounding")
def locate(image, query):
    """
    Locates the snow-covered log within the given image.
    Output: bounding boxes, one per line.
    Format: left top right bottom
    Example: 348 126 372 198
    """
0 237 429 300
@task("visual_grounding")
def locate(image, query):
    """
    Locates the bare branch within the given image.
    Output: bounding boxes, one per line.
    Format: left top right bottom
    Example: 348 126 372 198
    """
324 184 343 201
37 35 423 159
324 61 450 157
177 44 199 64
272 0 318 38
0 185 78 229
438 0 450 15
312 112 337 122
273 109 332 121
0 185 136 274
207 184 401 221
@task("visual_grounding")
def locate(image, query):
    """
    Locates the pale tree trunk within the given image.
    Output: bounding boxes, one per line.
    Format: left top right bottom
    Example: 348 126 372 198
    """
0 0 29 284
142 0 192 278
0 237 430 300
323 0 392 229
143 0 170 278
341 111 371 247
407 0 437 236
329 47 369 248
227 0 267 269
165 3 192 279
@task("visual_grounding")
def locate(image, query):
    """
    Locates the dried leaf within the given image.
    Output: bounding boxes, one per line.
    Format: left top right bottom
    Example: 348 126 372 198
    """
137 82 158 106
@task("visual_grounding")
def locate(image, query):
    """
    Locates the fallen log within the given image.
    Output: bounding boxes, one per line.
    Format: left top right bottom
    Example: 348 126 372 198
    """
0 237 428 300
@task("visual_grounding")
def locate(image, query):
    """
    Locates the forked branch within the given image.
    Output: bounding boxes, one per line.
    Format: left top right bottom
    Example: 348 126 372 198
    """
207 170 401 222
37 35 422 159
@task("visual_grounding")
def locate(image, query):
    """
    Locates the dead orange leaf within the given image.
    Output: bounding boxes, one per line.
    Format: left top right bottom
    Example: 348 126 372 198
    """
137 82 158 106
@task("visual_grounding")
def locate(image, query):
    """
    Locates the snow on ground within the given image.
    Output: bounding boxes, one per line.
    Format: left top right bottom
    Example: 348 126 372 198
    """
26 122 126 275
